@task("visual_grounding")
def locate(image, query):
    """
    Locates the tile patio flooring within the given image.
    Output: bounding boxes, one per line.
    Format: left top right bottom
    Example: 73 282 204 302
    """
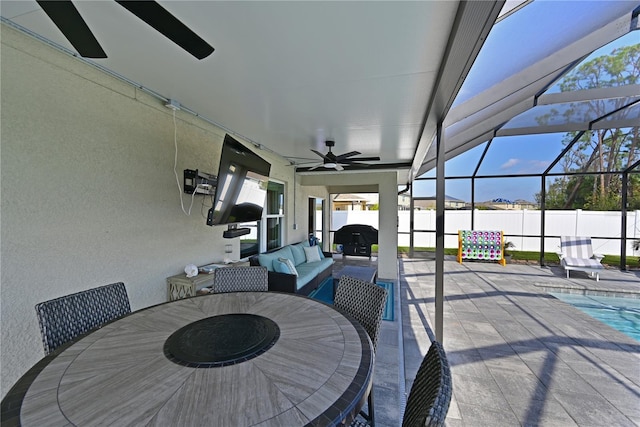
335 254 640 426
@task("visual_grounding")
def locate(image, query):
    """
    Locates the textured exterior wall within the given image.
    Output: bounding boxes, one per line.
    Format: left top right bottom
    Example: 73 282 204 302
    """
0 25 295 397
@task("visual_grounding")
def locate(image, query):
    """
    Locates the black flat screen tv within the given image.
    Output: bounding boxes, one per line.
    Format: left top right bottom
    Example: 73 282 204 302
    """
207 135 271 228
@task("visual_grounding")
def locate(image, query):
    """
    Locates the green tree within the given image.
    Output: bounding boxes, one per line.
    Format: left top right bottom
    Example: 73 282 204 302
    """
537 44 639 210
629 172 640 210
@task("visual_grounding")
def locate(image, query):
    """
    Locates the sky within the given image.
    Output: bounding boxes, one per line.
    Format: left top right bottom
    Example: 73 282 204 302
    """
413 2 638 203
413 133 565 202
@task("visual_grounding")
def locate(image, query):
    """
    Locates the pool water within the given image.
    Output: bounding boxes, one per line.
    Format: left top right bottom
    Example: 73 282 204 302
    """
550 293 640 342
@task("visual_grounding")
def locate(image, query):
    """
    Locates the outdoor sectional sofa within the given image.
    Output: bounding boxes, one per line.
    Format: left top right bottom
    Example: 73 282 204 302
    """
249 241 334 295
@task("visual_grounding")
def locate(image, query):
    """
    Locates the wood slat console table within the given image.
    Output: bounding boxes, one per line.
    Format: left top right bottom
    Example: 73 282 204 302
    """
1 292 374 426
166 261 250 301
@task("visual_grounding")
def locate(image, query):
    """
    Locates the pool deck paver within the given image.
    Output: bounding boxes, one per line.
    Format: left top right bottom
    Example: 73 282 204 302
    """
354 254 639 426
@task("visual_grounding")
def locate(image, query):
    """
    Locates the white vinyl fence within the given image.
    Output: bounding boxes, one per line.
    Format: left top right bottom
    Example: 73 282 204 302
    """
323 209 640 256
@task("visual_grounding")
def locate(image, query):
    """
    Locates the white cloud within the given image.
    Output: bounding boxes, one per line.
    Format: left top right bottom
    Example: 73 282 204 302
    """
500 158 520 169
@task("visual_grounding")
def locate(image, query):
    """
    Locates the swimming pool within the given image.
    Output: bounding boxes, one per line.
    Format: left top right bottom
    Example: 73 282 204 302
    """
550 293 640 342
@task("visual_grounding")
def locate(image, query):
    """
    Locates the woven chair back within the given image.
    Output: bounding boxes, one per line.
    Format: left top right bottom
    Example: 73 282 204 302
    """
35 282 131 355
402 341 453 427
334 275 387 351
213 266 268 293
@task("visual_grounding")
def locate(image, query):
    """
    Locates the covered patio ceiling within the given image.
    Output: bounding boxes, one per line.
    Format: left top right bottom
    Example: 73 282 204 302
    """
0 0 503 185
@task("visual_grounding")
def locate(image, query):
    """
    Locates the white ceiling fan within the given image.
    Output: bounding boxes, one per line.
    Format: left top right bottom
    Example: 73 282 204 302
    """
305 140 380 171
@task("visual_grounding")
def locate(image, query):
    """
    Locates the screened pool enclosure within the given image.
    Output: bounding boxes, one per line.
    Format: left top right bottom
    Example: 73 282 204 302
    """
410 1 639 270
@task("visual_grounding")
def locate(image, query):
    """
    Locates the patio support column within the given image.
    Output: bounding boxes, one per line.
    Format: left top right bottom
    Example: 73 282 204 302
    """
435 121 445 342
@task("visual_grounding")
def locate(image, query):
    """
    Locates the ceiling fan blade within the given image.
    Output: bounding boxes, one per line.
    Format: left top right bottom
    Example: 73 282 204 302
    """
342 162 371 167
335 164 344 171
341 156 381 162
311 149 331 161
308 164 322 171
37 0 107 58
115 1 214 60
335 151 361 160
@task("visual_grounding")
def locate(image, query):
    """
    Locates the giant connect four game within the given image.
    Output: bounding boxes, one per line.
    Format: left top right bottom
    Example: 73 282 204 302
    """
457 230 506 266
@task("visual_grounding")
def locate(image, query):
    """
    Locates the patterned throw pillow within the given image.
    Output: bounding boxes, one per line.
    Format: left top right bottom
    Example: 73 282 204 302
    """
274 257 298 276
304 246 321 263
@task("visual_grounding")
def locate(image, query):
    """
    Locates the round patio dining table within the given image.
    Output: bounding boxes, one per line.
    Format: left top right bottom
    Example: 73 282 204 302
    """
1 292 374 426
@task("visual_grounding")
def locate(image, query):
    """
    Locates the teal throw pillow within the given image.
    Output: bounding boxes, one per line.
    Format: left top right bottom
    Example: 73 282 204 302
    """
273 257 298 276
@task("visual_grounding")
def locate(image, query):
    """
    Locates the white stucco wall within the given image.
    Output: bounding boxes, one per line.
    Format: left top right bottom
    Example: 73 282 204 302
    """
0 25 301 397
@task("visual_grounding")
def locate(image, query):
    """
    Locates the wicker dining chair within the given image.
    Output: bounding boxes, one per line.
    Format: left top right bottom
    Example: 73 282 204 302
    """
334 275 388 425
212 266 268 293
351 340 453 427
402 340 453 427
35 282 131 355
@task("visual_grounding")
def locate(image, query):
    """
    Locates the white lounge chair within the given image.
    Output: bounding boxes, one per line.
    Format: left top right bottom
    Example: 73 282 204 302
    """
557 236 605 281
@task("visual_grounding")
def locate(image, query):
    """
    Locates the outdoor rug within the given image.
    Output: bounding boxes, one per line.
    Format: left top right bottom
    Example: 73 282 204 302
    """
310 279 394 321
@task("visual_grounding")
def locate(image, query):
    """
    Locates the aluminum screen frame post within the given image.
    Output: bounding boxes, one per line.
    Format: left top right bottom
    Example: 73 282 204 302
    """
435 121 445 343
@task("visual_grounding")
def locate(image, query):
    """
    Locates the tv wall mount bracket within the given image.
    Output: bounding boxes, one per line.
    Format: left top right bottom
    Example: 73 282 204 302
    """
184 169 217 196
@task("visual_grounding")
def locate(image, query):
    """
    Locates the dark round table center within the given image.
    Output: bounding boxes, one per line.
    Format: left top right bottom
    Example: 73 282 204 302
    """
164 313 280 368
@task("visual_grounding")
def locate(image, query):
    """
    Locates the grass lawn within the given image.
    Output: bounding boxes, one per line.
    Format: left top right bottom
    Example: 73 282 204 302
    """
342 245 634 268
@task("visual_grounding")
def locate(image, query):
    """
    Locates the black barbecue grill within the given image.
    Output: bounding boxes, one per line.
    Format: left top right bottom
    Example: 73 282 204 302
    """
334 224 378 257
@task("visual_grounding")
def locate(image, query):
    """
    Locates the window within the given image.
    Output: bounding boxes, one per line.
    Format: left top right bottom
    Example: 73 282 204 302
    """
239 222 259 259
239 180 285 258
264 181 285 251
